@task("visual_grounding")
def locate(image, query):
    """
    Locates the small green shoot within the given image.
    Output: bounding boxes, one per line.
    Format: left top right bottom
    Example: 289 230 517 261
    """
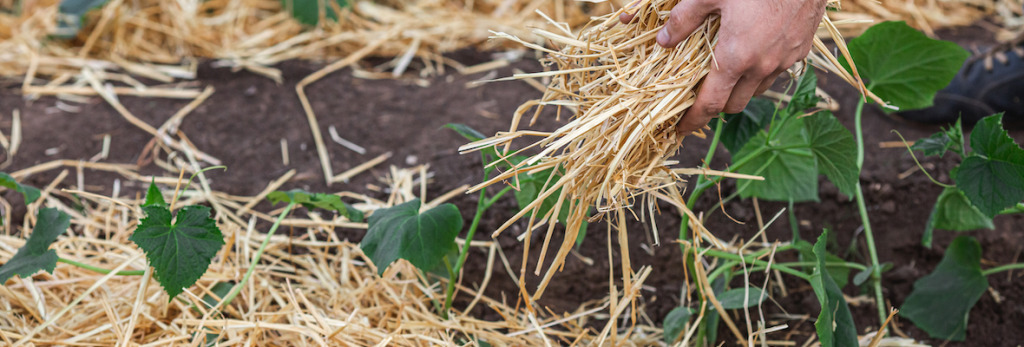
0 208 71 283
0 172 41 205
131 180 224 300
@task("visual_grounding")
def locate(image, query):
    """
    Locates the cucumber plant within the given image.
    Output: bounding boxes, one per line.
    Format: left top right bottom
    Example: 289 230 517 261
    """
0 178 221 300
671 20 971 345
896 113 1024 341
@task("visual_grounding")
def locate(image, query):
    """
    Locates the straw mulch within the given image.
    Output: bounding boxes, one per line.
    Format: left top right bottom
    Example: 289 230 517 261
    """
1 0 629 83
0 160 667 346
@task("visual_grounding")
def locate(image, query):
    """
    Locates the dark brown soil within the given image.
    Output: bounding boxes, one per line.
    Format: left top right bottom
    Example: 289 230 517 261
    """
2 32 1022 345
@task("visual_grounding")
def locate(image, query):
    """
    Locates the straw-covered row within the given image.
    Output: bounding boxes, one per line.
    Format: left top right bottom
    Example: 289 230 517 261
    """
461 0 879 300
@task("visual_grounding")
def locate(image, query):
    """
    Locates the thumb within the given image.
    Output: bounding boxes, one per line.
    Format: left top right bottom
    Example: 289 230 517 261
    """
658 0 712 48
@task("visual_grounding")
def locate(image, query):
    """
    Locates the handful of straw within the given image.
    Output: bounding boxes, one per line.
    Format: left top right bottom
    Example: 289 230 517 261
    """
461 0 880 300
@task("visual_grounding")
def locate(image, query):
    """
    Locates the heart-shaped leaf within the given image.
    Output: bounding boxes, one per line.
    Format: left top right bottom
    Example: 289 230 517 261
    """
954 114 1024 217
841 21 969 111
900 236 988 341
131 204 223 300
360 198 462 274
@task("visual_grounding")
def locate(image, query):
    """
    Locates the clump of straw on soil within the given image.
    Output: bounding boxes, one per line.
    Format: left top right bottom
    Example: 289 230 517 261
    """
460 0 883 301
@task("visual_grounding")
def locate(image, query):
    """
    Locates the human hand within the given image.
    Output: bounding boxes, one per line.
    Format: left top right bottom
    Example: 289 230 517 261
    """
620 0 828 135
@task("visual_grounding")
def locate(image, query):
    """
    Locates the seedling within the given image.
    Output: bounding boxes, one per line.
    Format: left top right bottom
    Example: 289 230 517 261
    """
0 177 221 301
894 113 1024 340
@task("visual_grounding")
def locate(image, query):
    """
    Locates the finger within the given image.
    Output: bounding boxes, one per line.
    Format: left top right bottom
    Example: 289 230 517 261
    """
658 0 712 48
677 69 737 134
619 0 641 24
723 75 762 114
619 11 635 24
754 71 779 96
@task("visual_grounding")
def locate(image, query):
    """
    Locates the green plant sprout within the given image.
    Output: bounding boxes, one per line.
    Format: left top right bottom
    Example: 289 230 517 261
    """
0 176 223 301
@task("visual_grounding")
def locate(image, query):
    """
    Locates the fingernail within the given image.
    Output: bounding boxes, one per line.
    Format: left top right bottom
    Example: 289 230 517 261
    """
657 29 670 46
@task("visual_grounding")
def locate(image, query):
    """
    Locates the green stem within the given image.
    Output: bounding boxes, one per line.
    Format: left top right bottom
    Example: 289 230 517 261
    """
57 258 146 276
788 200 800 243
218 201 295 309
982 263 1024 276
698 247 810 280
746 261 868 273
679 121 725 242
998 203 1024 215
442 185 513 317
853 99 887 326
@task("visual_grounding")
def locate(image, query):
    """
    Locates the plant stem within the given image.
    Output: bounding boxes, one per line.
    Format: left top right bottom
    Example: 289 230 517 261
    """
218 201 295 309
441 185 512 317
57 258 146 276
853 99 887 326
746 261 868 274
698 247 810 280
982 263 1024 276
998 203 1024 215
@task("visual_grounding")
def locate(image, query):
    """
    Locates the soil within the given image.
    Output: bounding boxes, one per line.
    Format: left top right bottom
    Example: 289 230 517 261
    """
2 28 1023 345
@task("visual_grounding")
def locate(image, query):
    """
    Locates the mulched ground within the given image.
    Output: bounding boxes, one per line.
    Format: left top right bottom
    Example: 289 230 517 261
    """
2 29 1022 345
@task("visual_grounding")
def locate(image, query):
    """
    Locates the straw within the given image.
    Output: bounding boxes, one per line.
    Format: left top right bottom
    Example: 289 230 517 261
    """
460 0 875 299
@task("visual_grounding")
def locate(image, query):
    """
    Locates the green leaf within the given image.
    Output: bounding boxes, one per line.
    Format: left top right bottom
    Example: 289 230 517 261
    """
810 230 858 347
794 240 851 289
804 112 858 197
969 114 1024 162
0 208 71 283
144 179 166 207
196 281 233 346
900 236 988 341
717 287 766 309
662 307 693 344
715 98 775 154
268 189 364 222
953 115 1024 216
360 198 463 275
784 69 821 117
955 156 1024 217
923 187 994 247
281 0 348 26
912 131 954 158
841 21 970 111
131 205 223 300
735 118 818 202
852 263 893 286
54 0 108 39
0 173 40 205
444 123 486 142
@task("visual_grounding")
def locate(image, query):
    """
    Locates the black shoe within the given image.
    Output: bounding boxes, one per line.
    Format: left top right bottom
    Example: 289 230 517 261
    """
897 33 1024 126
